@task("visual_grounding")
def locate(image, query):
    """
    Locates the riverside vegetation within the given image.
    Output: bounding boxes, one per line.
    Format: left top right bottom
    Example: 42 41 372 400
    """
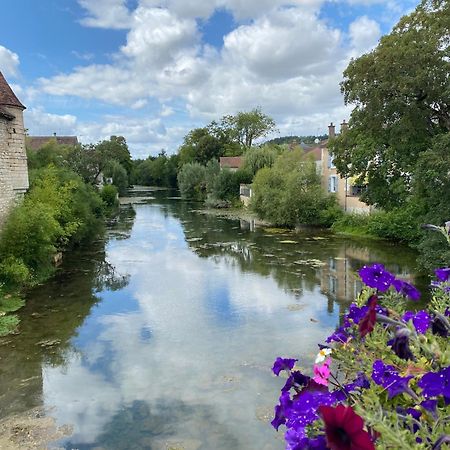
0 136 133 336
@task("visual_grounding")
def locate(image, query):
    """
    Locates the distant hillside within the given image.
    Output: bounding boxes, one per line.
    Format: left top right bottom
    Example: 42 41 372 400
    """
265 135 328 146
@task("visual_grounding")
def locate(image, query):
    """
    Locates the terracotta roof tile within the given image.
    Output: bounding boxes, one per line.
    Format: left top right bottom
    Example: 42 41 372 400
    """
219 156 244 169
26 136 79 151
0 71 25 110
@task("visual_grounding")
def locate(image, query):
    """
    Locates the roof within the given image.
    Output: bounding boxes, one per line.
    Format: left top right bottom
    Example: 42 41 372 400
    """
303 147 322 161
219 156 244 169
0 71 25 110
26 136 79 151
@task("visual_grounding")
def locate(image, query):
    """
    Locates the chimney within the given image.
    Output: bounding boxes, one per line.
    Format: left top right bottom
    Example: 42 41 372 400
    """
340 120 348 133
53 132 57 137
328 122 335 138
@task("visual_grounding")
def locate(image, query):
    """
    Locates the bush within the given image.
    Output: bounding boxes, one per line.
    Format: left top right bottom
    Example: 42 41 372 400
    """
104 160 128 195
252 150 338 227
177 162 207 200
0 257 30 287
0 165 104 283
101 184 119 207
211 169 240 201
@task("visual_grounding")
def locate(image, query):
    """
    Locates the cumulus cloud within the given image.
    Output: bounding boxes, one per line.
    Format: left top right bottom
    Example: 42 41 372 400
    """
33 0 406 155
0 45 20 77
78 0 132 29
349 16 381 55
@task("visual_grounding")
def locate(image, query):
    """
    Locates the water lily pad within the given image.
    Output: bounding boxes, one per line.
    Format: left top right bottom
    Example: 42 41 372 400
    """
279 240 297 244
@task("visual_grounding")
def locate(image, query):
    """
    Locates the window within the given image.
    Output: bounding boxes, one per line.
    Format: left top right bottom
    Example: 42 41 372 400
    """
328 175 338 193
328 154 335 169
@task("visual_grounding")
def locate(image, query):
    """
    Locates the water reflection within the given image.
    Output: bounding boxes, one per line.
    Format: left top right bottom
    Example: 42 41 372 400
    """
0 189 421 449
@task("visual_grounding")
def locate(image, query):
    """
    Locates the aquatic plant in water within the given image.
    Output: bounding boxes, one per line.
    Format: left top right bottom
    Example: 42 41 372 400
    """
271 258 450 449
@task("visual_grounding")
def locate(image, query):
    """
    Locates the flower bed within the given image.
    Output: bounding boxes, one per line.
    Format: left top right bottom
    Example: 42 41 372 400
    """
271 261 450 449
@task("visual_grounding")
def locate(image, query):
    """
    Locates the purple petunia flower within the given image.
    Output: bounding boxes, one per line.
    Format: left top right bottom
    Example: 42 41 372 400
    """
282 371 311 393
272 357 297 376
388 329 414 361
286 431 327 450
359 263 395 291
435 268 450 282
271 391 293 430
326 326 349 344
285 383 336 433
372 360 413 398
418 366 450 404
392 279 421 301
403 310 431 334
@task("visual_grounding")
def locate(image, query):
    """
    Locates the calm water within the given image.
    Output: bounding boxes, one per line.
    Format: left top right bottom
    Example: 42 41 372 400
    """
0 188 423 449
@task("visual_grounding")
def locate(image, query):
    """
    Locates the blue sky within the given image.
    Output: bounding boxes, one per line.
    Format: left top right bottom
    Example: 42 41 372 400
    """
0 0 417 158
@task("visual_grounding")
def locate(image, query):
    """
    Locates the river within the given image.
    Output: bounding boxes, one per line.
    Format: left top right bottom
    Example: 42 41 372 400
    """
0 188 423 449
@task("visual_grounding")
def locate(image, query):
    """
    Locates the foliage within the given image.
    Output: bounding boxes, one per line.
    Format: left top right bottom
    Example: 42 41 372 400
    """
132 152 179 187
252 149 338 227
218 107 277 149
266 135 328 146
0 314 20 337
101 184 119 208
26 140 72 170
178 127 226 166
177 108 277 166
0 166 104 284
243 145 278 177
330 0 450 210
177 162 207 201
271 252 450 449
0 257 30 288
210 169 241 201
104 160 128 195
67 136 131 189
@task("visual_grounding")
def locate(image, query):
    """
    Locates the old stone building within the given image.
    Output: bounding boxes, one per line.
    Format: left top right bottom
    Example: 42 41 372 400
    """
0 71 29 226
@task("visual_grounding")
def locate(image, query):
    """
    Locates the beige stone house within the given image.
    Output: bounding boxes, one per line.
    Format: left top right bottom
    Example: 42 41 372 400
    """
0 71 29 226
305 122 371 214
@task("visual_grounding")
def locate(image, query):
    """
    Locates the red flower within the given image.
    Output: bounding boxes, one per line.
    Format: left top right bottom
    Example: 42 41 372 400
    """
319 404 375 450
358 295 378 338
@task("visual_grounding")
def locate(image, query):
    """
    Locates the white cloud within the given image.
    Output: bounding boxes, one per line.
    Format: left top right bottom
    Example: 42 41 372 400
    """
25 108 78 135
32 1 407 155
78 0 132 29
0 45 20 77
349 16 381 55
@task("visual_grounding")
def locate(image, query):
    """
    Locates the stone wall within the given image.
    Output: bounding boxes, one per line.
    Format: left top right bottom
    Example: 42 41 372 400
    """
0 105 29 228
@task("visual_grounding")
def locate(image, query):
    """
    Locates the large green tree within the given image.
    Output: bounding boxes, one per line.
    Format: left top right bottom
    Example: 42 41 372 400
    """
330 0 450 209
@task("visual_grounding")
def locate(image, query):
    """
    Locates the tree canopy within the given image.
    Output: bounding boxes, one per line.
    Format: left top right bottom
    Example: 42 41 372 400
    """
330 0 450 209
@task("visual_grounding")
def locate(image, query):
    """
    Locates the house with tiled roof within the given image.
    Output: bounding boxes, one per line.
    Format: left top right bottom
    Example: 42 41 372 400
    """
27 134 79 151
219 156 244 172
0 71 29 226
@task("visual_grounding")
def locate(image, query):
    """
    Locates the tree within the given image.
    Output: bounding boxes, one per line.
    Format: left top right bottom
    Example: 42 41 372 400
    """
219 108 277 149
330 0 450 209
178 128 226 166
243 145 278 177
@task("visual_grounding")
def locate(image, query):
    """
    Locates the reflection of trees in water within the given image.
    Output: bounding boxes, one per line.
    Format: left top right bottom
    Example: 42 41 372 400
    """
166 198 420 307
0 212 134 419
107 205 137 241
63 399 240 450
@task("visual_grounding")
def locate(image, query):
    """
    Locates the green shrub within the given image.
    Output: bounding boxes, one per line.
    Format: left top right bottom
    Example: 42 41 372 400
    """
211 169 240 201
251 150 337 227
331 213 371 235
367 206 422 243
177 162 207 200
101 184 119 207
243 146 277 177
0 257 30 287
104 160 128 195
204 195 231 209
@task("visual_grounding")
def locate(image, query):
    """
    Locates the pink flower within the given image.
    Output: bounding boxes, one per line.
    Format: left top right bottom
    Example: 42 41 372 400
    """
313 357 331 386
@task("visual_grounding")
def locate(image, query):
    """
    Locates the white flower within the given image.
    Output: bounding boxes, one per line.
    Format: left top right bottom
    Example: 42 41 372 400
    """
315 348 332 364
